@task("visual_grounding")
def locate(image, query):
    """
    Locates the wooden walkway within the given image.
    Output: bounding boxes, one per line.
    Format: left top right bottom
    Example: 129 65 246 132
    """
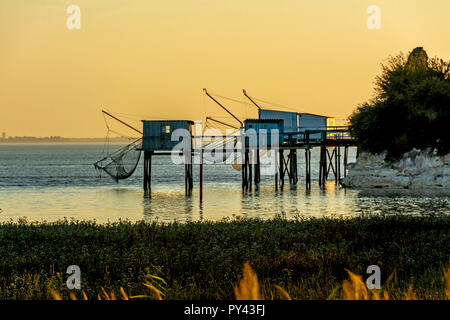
142 127 357 199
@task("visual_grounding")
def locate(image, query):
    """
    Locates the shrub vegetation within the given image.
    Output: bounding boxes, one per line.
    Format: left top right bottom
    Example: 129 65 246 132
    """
348 48 450 161
0 215 448 299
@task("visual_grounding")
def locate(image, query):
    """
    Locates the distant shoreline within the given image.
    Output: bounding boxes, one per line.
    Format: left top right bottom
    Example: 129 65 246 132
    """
0 137 137 144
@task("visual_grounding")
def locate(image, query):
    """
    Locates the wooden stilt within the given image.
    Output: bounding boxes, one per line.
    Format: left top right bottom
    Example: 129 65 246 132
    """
305 148 311 190
308 148 311 188
143 151 152 197
242 149 245 192
289 149 298 185
275 150 278 191
185 151 193 196
319 146 325 187
279 150 284 190
322 147 327 185
248 151 252 192
255 149 260 190
294 150 298 184
305 149 307 189
338 146 342 184
189 165 193 196
148 152 152 196
200 152 203 203
318 149 322 187
334 146 338 184
184 161 188 195
244 151 249 192
143 152 148 194
344 146 348 178
190 151 193 194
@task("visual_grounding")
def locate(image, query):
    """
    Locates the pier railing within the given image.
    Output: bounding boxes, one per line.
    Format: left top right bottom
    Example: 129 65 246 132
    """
281 126 354 146
188 126 354 150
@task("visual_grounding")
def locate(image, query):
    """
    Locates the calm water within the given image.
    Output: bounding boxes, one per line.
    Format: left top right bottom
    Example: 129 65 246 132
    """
0 144 449 223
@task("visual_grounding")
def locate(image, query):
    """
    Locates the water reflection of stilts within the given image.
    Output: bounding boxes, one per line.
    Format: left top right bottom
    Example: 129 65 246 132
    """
142 191 195 222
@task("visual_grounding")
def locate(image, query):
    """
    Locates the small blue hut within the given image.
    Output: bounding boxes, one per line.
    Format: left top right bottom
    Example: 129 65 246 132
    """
141 120 194 151
244 119 284 147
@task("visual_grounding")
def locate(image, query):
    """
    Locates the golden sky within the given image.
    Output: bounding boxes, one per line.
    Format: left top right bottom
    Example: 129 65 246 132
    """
1 0 449 137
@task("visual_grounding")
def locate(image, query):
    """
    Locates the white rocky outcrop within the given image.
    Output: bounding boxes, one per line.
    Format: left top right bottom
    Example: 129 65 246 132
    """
342 148 450 189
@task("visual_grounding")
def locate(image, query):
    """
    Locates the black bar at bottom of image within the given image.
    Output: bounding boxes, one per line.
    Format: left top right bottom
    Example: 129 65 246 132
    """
0 300 448 319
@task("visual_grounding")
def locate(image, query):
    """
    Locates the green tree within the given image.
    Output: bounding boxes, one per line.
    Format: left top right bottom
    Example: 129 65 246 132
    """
348 48 450 161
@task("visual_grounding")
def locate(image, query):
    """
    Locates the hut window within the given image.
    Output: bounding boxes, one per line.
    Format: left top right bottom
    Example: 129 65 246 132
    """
162 125 171 134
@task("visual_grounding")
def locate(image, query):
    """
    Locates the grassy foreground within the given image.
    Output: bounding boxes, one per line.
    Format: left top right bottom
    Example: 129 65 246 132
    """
0 215 449 300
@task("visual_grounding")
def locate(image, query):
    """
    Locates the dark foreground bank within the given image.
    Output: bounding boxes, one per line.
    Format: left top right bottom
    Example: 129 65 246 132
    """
0 215 449 300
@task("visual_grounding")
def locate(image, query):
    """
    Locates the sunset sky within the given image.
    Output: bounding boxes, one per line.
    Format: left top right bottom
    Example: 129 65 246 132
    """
1 0 449 137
